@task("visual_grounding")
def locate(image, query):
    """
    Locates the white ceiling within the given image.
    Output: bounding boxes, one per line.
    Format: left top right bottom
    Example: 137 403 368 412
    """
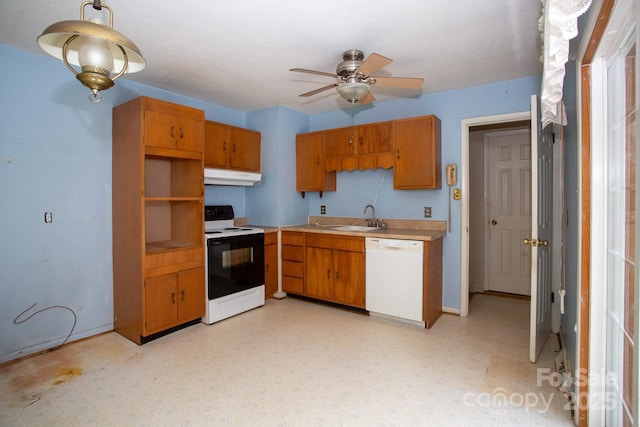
0 0 543 114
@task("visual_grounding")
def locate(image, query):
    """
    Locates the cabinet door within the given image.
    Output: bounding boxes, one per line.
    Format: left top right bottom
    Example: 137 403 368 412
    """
144 273 178 333
324 128 356 157
230 128 261 172
204 121 230 168
176 115 204 153
305 247 333 300
393 116 441 189
358 122 391 155
177 267 205 322
296 133 335 192
145 110 177 149
332 250 365 307
264 240 278 298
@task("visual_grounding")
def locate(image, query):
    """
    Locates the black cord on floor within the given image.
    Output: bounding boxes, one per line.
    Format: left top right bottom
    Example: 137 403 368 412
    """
13 303 77 352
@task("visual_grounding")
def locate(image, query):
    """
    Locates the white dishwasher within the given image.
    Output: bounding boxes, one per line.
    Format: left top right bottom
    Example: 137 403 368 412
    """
365 237 424 327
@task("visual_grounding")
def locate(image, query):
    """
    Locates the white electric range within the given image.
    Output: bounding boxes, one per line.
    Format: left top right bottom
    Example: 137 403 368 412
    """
202 205 265 324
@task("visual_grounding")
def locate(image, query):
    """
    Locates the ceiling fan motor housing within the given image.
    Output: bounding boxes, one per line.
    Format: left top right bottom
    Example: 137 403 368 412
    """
336 49 364 78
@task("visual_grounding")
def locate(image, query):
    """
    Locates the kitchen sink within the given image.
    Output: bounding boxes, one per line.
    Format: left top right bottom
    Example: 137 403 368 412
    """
333 225 380 232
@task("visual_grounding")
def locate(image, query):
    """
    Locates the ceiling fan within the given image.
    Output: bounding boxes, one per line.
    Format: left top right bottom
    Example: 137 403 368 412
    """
290 49 424 105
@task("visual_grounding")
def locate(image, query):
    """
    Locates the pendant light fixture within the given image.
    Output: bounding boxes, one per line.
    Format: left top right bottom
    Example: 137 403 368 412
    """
37 1 145 103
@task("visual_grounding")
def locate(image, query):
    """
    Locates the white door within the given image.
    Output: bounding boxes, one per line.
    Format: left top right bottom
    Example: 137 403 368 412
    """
486 129 532 295
529 95 553 363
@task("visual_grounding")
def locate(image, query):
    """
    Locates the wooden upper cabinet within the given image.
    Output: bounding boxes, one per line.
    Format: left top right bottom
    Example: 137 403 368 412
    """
294 115 440 193
203 121 228 168
357 122 392 155
323 122 392 172
296 131 336 193
143 99 203 153
324 128 356 157
393 115 441 190
204 120 261 172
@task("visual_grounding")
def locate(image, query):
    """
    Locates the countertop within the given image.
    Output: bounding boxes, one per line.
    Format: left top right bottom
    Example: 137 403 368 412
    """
281 216 446 241
238 217 447 241
280 224 445 241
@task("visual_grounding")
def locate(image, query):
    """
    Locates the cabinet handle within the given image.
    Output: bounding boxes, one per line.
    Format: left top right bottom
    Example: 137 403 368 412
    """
327 270 331 279
316 156 320 165
359 137 363 146
223 141 226 151
397 149 400 159
232 143 237 153
170 126 175 138
179 128 184 139
335 271 339 280
171 293 176 304
266 264 270 273
181 290 185 301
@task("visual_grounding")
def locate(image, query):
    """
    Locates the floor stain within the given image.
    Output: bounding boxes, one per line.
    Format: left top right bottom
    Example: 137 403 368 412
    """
52 366 83 385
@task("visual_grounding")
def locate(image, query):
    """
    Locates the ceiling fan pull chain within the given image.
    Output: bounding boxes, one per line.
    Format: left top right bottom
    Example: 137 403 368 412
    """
349 106 355 145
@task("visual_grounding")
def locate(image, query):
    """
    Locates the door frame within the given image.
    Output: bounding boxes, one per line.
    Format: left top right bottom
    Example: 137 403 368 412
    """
460 111 530 316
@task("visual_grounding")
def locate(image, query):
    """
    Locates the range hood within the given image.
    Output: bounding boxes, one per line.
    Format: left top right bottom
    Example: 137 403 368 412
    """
204 168 262 186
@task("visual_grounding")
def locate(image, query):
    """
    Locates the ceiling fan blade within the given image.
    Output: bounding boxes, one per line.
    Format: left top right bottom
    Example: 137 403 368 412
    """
290 68 339 79
358 91 375 105
355 53 392 77
299 83 338 97
371 76 424 90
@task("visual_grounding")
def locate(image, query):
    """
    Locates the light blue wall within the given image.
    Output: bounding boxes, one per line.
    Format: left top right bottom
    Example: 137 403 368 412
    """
246 106 310 227
1 43 559 363
0 44 247 363
304 76 542 309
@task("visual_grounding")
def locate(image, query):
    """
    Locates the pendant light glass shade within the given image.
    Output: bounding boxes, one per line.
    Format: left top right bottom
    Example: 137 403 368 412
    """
37 1 145 102
336 82 370 104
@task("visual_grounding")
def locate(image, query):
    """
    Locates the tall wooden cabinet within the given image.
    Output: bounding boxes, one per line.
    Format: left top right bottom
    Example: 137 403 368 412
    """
112 96 205 344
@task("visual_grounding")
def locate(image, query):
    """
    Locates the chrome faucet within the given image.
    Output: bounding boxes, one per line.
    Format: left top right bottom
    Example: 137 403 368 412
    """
364 204 376 227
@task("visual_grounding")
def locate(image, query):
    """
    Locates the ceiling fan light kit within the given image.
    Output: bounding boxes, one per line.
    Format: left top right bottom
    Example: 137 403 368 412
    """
37 0 145 103
290 49 423 106
336 82 370 104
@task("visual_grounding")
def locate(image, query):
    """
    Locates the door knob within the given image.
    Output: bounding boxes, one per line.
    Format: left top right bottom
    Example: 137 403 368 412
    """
491 219 498 225
524 238 535 246
539 240 549 246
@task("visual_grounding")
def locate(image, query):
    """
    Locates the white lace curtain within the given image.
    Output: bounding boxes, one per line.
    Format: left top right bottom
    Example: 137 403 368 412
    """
539 0 592 128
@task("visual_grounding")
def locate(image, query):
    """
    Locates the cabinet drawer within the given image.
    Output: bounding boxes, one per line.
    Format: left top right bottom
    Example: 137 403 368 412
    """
281 232 304 245
306 234 364 252
282 260 304 278
145 247 203 271
264 232 278 245
282 245 304 261
282 276 303 294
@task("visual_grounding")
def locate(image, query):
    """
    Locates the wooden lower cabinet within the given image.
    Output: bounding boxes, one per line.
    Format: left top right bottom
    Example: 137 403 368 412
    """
279 230 440 323
144 266 205 335
305 234 365 309
264 232 278 298
423 239 443 328
281 231 305 294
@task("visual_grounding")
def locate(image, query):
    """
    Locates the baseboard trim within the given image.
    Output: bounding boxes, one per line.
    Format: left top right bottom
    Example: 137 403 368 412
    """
442 306 460 315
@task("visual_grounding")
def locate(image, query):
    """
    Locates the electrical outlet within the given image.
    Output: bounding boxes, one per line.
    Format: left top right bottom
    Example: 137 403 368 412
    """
320 205 326 215
44 211 53 223
424 207 432 218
